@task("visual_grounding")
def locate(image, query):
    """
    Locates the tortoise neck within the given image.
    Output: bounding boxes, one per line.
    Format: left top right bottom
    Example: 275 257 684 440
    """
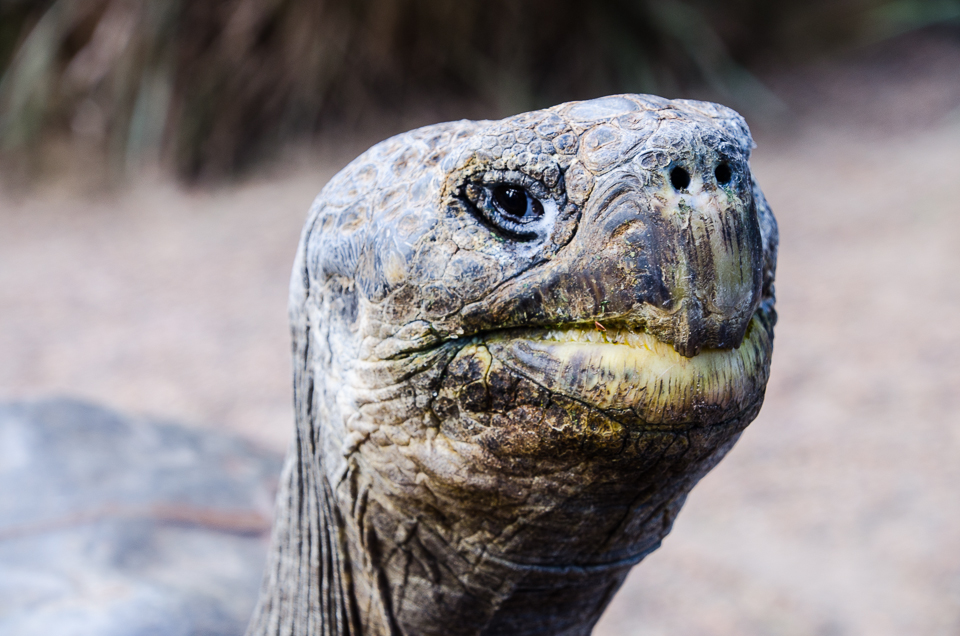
246 433 663 636
246 432 361 636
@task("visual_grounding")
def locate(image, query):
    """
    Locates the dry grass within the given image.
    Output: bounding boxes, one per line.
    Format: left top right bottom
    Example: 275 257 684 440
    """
2 0 958 179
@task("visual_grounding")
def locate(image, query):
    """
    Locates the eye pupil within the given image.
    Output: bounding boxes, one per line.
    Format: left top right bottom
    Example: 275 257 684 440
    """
494 185 529 217
715 162 732 184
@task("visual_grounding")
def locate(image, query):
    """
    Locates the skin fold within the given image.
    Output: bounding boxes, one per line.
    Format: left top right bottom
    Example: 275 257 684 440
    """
247 94 779 636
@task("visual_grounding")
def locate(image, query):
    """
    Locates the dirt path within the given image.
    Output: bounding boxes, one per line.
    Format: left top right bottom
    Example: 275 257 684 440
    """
0 165 334 452
2 118 960 633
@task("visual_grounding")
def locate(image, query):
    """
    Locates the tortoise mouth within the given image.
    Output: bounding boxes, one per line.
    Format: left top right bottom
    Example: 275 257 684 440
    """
481 313 772 425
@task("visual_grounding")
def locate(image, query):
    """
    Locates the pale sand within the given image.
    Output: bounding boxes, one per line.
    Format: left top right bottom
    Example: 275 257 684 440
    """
2 120 959 634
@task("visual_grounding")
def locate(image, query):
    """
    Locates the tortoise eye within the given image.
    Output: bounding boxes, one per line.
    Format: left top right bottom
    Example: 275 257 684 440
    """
492 185 544 222
462 178 553 242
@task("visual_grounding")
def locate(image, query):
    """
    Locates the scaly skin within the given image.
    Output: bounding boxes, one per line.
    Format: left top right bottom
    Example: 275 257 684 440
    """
247 94 778 636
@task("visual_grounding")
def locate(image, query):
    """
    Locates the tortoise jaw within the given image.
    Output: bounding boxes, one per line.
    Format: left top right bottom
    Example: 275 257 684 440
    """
482 313 772 426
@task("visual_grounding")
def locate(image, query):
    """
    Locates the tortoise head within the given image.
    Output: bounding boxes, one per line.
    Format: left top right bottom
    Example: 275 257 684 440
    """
276 94 778 635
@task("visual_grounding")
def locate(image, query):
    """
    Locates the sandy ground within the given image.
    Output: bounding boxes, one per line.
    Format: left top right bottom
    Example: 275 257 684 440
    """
595 124 960 636
0 164 327 452
2 50 960 634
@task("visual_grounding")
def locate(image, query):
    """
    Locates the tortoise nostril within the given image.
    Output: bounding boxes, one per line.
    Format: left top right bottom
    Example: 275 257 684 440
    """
715 162 732 185
669 166 690 191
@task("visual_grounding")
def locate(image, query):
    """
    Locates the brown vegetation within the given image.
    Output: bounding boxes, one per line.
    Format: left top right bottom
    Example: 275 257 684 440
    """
2 0 957 178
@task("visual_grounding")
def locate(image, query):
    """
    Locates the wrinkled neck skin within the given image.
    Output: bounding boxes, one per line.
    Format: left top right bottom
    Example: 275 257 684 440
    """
247 95 778 636
249 300 765 636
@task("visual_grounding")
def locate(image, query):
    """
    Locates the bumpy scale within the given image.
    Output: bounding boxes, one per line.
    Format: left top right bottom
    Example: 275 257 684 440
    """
247 94 779 636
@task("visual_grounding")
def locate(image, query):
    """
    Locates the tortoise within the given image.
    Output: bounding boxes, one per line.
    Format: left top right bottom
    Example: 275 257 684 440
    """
248 94 778 636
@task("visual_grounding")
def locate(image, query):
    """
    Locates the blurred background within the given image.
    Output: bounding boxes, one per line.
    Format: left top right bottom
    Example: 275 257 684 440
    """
1 1 960 634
